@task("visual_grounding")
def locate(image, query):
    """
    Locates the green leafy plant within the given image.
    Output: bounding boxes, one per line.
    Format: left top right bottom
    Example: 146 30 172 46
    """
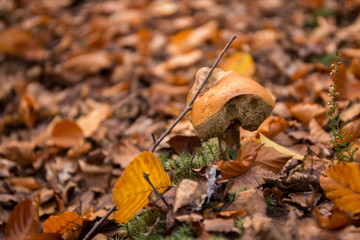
264 194 278 213
162 140 218 183
235 218 245 233
328 53 360 162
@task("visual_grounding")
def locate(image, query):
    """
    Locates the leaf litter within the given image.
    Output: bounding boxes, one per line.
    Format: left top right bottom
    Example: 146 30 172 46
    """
1 0 360 239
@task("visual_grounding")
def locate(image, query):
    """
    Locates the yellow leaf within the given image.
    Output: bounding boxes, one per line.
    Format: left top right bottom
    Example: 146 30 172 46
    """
112 151 171 224
259 132 304 160
219 52 255 77
320 162 360 214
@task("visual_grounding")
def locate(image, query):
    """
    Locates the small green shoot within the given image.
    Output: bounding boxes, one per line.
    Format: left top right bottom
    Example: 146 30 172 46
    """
235 218 245 233
328 52 360 162
226 191 238 204
265 194 278 213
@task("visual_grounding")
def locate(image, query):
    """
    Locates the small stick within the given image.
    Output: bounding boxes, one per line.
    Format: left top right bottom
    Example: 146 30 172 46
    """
151 133 157 144
82 35 236 240
142 216 161 237
82 205 117 240
149 35 237 153
143 172 170 208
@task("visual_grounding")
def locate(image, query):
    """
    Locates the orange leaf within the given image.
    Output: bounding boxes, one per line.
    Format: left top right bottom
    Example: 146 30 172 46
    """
5 199 39 240
46 119 84 148
216 142 261 179
258 115 295 138
19 94 40 129
314 206 350 230
26 233 62 240
255 146 293 172
289 102 326 125
112 151 171 223
7 177 40 190
219 52 255 77
43 212 82 238
320 162 360 214
339 118 360 145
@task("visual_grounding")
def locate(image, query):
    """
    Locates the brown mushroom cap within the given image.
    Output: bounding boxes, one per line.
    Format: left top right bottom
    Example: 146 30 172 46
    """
187 67 275 140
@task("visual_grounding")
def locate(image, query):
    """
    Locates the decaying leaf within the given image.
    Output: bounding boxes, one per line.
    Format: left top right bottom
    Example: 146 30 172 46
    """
112 151 171 223
7 177 40 190
320 162 360 214
5 199 39 240
309 118 330 145
173 179 198 213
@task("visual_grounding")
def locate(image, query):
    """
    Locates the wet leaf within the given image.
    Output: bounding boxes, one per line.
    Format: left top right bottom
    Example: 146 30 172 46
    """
43 212 82 240
220 52 255 77
112 151 171 223
320 162 360 214
259 132 304 160
5 199 39 240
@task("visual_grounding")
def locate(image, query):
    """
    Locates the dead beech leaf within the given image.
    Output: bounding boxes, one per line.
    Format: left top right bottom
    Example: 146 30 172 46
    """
207 209 246 219
0 27 31 56
76 103 113 138
43 211 82 239
314 206 350 230
167 21 218 54
7 177 40 190
61 51 111 76
340 118 360 145
203 218 240 234
0 141 36 166
309 118 329 145
258 115 295 138
173 179 198 213
255 146 293 172
219 52 255 77
46 119 84 148
216 142 262 179
112 151 171 224
259 132 304 160
289 102 326 125
320 162 360 214
5 199 39 240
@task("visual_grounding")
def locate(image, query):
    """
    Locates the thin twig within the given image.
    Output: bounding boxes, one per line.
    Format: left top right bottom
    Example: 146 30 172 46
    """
82 205 117 240
82 35 236 240
149 35 237 153
143 172 170 208
142 216 161 237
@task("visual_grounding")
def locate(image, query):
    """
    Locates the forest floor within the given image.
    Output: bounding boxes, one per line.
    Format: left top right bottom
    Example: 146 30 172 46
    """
1 0 360 239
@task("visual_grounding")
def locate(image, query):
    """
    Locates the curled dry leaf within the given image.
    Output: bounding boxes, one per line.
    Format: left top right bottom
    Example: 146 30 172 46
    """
43 211 82 239
0 141 36 166
46 119 84 148
5 199 39 240
173 179 198 213
216 142 262 180
320 162 360 214
219 52 255 77
258 115 295 138
112 151 171 223
289 102 326 126
314 206 351 230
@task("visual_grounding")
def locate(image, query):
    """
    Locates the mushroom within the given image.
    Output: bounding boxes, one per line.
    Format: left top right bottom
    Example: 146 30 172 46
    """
187 67 275 160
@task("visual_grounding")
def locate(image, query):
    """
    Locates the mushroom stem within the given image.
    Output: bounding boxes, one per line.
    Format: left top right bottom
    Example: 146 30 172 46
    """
217 123 240 160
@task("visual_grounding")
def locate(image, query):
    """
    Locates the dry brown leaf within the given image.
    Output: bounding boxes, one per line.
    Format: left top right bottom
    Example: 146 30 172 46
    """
0 141 36 166
167 21 218 54
314 206 351 230
258 115 295 138
173 179 198 213
43 211 82 239
5 199 39 240
320 162 360 214
7 177 40 190
206 209 246 219
203 218 240 234
255 146 293 172
168 135 202 155
289 102 326 125
341 118 360 144
19 94 40 129
309 118 329 145
76 103 113 138
46 119 84 148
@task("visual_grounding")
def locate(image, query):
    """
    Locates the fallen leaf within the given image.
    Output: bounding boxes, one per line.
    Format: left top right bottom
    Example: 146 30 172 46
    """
7 177 40 190
203 218 240 234
0 27 31 56
219 52 255 77
112 151 171 223
19 94 40 129
289 102 326 125
255 146 293 172
0 141 36 166
320 162 360 214
206 209 246 219
309 118 330 145
258 115 296 138
259 132 304 160
5 199 39 240
340 118 360 145
173 179 198 213
314 206 351 230
226 189 267 216
46 119 84 148
43 211 82 239
76 103 113 138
